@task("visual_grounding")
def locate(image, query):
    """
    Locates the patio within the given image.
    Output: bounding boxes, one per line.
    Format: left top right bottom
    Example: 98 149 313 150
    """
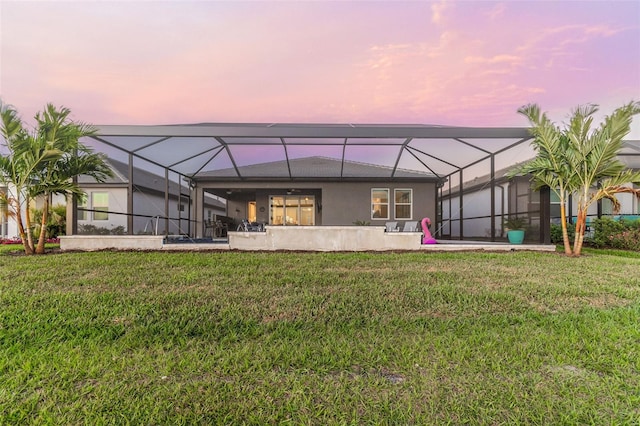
78 122 556 249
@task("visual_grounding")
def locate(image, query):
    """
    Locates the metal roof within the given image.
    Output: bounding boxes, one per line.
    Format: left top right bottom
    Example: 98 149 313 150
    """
89 123 535 180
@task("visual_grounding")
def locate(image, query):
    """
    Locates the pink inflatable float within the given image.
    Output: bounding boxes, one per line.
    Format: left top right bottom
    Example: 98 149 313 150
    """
421 217 437 244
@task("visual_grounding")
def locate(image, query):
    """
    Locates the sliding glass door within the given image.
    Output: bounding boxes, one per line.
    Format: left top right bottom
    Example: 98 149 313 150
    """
270 195 315 225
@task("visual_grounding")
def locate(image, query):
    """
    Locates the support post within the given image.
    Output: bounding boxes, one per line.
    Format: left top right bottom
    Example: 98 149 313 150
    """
127 154 134 235
539 186 551 244
459 170 464 240
165 169 170 236
195 184 204 238
490 155 495 242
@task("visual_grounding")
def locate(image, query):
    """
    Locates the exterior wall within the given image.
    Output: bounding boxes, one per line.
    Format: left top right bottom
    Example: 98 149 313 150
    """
77 187 129 233
0 184 45 239
1 185 12 238
443 177 639 242
74 187 221 235
319 182 436 226
132 191 191 235
442 185 509 239
199 181 437 228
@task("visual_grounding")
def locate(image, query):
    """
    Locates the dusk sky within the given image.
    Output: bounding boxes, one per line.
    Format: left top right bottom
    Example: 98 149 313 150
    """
1 0 639 137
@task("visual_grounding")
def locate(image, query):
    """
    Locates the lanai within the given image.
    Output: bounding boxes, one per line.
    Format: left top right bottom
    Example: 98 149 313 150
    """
78 122 544 243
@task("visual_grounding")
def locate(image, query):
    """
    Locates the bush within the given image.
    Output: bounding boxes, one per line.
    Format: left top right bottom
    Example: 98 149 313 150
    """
590 217 640 250
78 224 126 235
31 204 67 239
590 217 625 248
550 223 575 244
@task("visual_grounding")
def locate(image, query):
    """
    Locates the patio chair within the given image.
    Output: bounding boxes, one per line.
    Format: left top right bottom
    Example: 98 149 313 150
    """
214 220 228 238
204 219 215 238
402 221 419 232
237 219 265 232
385 221 398 232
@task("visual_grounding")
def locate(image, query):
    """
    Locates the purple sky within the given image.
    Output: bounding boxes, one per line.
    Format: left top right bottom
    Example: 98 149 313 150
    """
1 1 639 137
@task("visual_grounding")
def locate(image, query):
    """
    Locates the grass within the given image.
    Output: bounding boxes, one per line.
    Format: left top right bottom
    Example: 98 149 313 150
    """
1 249 639 424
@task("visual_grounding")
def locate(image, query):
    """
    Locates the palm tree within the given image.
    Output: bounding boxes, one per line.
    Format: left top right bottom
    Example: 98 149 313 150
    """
28 104 112 254
0 101 112 254
512 102 640 256
511 104 577 255
0 101 50 254
564 102 640 255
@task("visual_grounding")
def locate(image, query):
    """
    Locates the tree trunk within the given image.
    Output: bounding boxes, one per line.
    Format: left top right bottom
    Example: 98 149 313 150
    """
35 194 49 254
559 203 572 255
24 197 35 254
574 209 588 256
14 197 33 255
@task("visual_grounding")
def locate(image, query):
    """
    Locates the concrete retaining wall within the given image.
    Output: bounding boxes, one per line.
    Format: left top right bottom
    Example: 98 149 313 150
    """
60 235 164 251
229 226 422 251
60 228 556 252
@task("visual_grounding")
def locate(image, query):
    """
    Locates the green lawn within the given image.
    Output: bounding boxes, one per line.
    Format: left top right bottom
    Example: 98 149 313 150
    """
1 249 639 424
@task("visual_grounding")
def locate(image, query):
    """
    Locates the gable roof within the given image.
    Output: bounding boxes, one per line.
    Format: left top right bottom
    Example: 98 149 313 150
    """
194 156 439 182
78 159 225 209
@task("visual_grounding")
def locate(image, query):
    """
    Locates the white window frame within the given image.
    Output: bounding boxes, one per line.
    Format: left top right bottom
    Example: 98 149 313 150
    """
269 195 315 226
371 188 390 220
394 188 413 220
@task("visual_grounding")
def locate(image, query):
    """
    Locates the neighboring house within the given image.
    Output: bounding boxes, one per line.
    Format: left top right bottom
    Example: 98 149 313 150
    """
75 159 225 235
0 185 11 238
440 164 640 241
192 156 441 236
1 159 226 238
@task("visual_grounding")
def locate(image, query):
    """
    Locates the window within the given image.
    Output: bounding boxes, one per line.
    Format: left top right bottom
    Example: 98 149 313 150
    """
550 191 562 222
92 192 109 220
394 189 412 219
269 195 315 225
371 189 389 219
78 194 88 220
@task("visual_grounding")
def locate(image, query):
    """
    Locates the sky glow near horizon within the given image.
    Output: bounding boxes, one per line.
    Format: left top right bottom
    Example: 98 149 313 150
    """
1 0 639 139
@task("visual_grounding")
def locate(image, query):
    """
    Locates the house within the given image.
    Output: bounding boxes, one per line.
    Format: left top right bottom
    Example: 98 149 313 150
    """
73 158 225 235
193 156 441 236
0 184 11 238
66 122 559 245
1 159 225 239
440 152 640 242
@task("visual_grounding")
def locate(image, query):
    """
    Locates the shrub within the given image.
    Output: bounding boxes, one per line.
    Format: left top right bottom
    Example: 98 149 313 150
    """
590 217 640 250
504 216 527 230
78 224 126 235
550 223 575 244
590 217 626 248
31 204 67 239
